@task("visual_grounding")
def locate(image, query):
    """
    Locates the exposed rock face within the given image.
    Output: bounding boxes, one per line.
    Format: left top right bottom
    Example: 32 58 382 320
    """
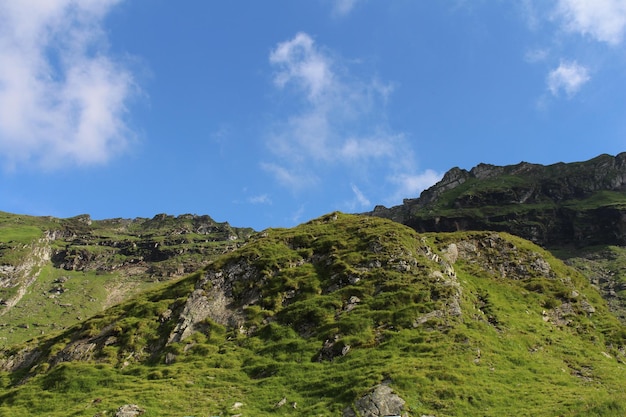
167 289 216 344
166 264 249 344
343 383 407 417
165 256 266 345
0 346 42 373
0 232 55 316
453 233 555 280
561 246 626 322
370 153 626 247
50 213 252 277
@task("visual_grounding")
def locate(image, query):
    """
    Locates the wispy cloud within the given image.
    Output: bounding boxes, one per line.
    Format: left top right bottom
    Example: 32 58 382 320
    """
522 1 626 102
248 194 272 205
289 205 307 225
0 0 137 170
270 32 334 102
555 0 626 45
524 48 549 63
260 162 318 190
331 0 361 17
547 61 590 97
520 0 543 31
350 184 371 209
387 170 442 204
265 32 432 203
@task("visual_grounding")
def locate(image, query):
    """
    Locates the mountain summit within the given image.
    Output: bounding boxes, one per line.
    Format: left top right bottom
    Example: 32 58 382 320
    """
371 153 626 247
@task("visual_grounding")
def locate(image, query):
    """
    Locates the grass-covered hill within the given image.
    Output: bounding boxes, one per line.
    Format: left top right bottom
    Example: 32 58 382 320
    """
370 153 626 326
2 213 626 416
371 153 626 247
0 211 253 347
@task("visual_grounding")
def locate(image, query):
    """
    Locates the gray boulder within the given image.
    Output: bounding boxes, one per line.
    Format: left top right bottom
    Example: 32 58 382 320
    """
343 383 407 417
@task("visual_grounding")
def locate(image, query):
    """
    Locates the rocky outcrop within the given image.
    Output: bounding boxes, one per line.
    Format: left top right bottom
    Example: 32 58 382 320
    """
0 231 55 315
343 383 407 417
452 233 555 280
0 345 42 373
50 213 252 278
165 256 266 345
370 153 626 247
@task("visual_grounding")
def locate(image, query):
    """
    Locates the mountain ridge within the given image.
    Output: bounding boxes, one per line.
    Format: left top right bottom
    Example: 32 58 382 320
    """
2 213 626 416
2 153 626 415
0 211 253 347
369 152 626 325
370 152 626 247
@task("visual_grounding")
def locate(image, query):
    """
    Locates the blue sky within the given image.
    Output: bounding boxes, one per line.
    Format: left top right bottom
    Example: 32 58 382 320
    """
1 0 625 230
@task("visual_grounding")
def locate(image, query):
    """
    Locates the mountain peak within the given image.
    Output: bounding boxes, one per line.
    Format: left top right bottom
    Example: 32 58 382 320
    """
371 152 626 247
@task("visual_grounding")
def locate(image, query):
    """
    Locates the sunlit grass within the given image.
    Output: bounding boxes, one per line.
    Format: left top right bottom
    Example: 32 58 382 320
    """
2 213 626 416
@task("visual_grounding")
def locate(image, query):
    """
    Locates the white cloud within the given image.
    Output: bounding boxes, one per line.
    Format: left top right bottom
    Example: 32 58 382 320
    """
547 61 590 97
350 184 371 209
520 0 543 31
289 205 307 225
555 0 626 45
268 111 332 164
0 0 136 170
387 170 442 203
270 32 334 102
265 32 422 195
249 194 272 205
338 135 397 161
331 0 361 17
524 48 549 63
260 162 318 190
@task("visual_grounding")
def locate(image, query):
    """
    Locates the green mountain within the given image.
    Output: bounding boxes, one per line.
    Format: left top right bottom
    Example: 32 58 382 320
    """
2 153 626 416
1 213 626 416
0 211 252 347
370 153 626 247
370 153 626 323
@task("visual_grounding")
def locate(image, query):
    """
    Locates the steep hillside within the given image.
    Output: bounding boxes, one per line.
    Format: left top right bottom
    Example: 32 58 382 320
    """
369 153 626 322
0 211 253 347
1 213 625 416
370 153 626 247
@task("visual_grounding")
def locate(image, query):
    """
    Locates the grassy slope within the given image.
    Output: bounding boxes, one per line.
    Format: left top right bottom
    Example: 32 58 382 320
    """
382 158 626 326
553 245 626 323
0 211 251 347
0 266 152 347
411 176 626 218
396 155 626 236
0 211 55 266
1 213 625 416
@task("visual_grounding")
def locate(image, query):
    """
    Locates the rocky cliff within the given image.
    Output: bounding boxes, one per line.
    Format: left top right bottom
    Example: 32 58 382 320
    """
371 153 626 247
